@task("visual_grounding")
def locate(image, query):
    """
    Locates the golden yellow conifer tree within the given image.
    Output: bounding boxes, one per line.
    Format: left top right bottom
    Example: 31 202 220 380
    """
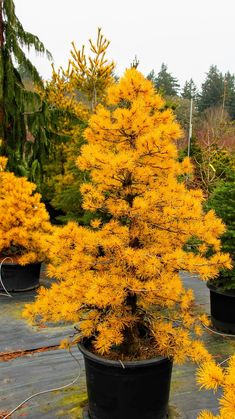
0 157 53 264
24 69 231 362
40 28 115 219
42 27 115 141
68 27 115 111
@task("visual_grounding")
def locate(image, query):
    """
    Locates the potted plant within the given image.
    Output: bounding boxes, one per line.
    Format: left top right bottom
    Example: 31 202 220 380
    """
0 157 53 292
206 179 235 333
24 69 231 419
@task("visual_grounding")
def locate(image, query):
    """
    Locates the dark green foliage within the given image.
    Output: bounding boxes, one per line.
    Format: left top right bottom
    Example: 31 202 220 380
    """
223 72 235 120
0 0 52 176
154 63 180 96
42 126 87 223
28 102 86 189
147 64 180 97
198 66 235 120
147 69 157 83
181 78 198 100
51 167 85 224
198 65 224 112
206 180 235 289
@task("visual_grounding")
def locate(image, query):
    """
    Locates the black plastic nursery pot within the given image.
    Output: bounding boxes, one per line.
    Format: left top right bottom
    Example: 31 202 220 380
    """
207 282 235 334
0 262 41 292
78 341 173 419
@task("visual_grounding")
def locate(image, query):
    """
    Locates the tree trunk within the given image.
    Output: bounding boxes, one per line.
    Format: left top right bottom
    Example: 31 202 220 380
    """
119 293 140 356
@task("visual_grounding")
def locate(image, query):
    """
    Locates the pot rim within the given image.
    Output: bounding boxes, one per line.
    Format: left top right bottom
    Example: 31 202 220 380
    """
0 261 42 267
78 341 172 368
207 281 235 296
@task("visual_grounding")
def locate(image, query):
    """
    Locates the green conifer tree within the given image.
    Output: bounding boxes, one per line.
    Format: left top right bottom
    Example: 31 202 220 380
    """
155 63 180 96
181 78 197 99
223 71 235 120
147 69 157 84
0 0 51 175
198 65 223 112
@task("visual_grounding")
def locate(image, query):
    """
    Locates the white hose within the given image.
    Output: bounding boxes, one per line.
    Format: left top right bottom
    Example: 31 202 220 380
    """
2 348 82 419
0 257 13 298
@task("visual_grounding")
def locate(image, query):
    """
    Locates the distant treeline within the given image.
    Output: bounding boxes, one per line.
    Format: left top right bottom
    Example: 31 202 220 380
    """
147 64 235 120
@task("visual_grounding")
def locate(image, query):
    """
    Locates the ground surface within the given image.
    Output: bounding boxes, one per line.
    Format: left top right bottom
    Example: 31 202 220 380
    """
0 270 234 418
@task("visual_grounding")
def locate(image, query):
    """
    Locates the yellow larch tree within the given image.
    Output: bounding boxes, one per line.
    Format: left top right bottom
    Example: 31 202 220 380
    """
40 28 115 219
24 69 231 362
0 157 53 264
42 27 115 123
68 27 115 111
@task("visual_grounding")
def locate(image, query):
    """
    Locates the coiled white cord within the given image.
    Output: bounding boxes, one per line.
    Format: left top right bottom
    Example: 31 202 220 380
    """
2 348 82 419
0 257 13 298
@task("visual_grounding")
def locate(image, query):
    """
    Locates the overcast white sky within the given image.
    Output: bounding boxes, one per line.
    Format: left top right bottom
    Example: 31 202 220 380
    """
14 0 235 90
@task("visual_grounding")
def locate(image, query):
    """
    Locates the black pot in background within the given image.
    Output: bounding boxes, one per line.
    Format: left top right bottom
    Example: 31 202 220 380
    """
207 282 235 334
78 341 173 419
0 262 41 292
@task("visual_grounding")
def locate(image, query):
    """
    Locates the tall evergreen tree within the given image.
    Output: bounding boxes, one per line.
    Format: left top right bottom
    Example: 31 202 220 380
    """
198 66 235 120
0 0 51 175
155 63 180 96
181 78 197 99
198 65 224 112
147 69 157 84
223 71 235 120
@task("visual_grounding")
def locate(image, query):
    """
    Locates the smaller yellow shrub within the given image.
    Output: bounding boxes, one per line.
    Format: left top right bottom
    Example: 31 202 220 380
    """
0 158 54 264
197 355 235 419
